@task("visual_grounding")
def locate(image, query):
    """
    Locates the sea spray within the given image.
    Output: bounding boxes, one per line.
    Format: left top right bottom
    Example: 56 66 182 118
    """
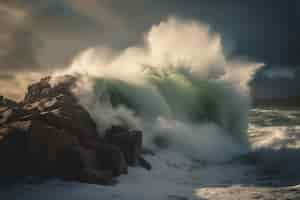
54 17 263 162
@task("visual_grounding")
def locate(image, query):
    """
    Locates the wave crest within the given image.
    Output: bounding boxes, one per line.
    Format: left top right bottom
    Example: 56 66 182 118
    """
54 17 263 162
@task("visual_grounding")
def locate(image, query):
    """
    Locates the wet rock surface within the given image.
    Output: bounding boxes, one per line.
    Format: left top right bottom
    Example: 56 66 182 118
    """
0 76 151 185
104 126 142 166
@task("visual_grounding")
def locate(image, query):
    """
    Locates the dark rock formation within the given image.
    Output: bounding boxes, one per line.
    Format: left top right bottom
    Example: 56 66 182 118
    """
0 76 150 185
138 157 152 171
105 126 142 166
104 126 152 170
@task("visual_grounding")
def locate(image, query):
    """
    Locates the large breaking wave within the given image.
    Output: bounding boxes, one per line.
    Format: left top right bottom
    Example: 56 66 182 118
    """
55 17 262 162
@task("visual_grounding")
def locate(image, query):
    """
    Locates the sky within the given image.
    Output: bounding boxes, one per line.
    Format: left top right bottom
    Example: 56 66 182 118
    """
0 0 297 99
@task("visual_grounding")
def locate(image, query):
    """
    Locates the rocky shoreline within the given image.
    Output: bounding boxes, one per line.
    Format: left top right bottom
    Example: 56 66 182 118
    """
0 76 151 186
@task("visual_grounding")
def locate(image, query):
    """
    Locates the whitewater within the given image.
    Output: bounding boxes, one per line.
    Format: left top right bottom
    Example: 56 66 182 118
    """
55 17 261 163
2 18 300 200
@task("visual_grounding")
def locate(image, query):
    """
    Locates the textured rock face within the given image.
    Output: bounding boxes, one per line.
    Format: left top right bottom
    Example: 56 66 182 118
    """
105 126 143 166
0 76 150 185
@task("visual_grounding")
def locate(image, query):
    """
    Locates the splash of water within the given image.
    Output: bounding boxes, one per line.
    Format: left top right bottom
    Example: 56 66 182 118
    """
55 17 263 162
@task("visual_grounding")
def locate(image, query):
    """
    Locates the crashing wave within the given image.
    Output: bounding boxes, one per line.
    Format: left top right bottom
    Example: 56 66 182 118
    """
54 17 262 162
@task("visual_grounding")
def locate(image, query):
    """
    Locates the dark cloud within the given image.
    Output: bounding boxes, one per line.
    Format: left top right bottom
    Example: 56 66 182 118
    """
0 2 38 72
0 0 117 72
0 0 297 74
87 0 297 67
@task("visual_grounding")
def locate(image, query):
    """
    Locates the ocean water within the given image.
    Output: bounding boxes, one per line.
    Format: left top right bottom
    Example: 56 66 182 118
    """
1 18 298 199
1 107 300 200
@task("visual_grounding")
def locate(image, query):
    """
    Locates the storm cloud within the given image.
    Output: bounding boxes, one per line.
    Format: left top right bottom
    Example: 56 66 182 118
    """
0 0 297 72
0 2 37 72
0 0 297 99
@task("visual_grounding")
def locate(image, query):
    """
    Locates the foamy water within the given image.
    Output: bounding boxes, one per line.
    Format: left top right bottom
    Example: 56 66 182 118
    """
53 17 260 163
2 108 300 200
2 18 300 199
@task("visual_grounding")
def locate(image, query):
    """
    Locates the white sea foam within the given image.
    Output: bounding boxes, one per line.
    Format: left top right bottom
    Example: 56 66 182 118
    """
5 17 265 200
54 17 262 162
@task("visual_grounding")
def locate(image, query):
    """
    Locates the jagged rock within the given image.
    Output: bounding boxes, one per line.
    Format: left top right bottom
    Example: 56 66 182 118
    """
56 145 85 180
0 96 19 108
138 157 152 171
0 76 148 185
105 125 142 166
0 97 23 125
23 76 52 104
79 168 116 186
0 120 81 178
104 126 151 170
0 126 30 181
96 144 128 176
28 120 80 176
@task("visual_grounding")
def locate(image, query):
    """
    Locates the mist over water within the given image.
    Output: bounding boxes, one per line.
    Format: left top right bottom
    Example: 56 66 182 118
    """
55 17 262 162
4 17 300 200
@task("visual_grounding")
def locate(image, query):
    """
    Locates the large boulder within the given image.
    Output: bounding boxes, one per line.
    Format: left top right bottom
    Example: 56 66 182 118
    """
104 126 151 170
0 76 149 185
0 125 30 182
104 126 142 166
96 144 128 176
23 76 76 104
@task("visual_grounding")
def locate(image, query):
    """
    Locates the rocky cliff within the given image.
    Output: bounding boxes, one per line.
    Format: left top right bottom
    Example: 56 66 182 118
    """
0 76 150 185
